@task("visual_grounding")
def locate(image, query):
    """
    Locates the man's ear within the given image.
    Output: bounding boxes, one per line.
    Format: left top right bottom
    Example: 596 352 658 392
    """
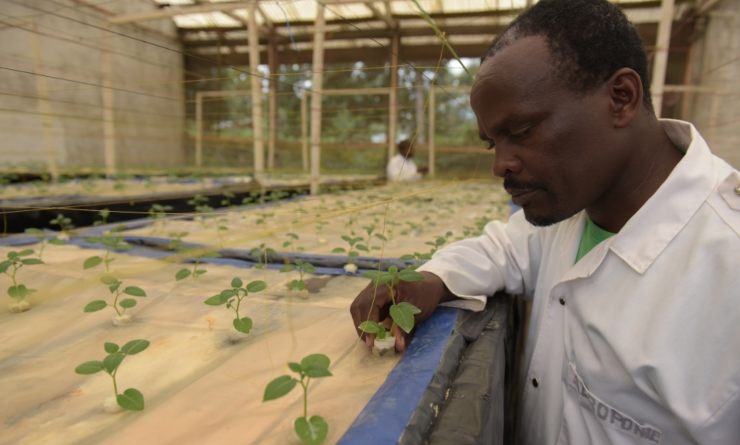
608 68 642 128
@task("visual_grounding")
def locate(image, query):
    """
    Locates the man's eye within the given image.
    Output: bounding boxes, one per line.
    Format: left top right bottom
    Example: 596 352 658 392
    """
510 126 531 138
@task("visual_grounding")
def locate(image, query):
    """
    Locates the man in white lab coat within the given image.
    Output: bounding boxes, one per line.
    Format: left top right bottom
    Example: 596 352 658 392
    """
350 0 739 443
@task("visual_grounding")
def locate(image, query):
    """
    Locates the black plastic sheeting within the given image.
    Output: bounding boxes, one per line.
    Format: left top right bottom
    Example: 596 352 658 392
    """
399 294 520 445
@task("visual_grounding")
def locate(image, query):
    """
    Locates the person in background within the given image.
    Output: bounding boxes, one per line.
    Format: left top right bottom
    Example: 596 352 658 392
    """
351 0 739 443
386 139 422 181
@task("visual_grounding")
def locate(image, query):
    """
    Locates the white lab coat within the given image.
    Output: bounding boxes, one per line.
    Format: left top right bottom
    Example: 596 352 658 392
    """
386 154 421 181
419 120 740 444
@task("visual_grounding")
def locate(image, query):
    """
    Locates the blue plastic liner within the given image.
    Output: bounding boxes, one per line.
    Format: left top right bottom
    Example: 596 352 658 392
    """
338 307 458 445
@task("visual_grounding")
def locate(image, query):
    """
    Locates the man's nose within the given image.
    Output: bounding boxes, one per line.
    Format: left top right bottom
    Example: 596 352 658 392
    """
492 144 523 178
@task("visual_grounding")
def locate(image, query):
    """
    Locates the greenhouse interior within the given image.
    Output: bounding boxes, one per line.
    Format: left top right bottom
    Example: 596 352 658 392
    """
1 0 738 444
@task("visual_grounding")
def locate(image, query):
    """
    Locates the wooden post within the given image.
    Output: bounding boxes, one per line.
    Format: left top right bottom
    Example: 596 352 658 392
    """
301 92 309 172
100 35 117 178
650 0 674 117
415 69 426 144
428 86 436 177
388 33 399 161
267 33 278 171
247 1 265 176
309 4 326 195
195 91 203 167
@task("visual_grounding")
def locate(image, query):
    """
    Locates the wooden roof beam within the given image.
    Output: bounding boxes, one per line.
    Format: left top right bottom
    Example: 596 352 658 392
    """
365 2 394 28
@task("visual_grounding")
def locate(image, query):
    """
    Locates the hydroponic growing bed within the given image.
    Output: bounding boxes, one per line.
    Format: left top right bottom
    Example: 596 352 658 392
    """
0 178 512 445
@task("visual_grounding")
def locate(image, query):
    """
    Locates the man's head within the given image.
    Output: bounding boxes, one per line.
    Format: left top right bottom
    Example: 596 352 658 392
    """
472 0 653 226
484 0 652 111
398 139 414 158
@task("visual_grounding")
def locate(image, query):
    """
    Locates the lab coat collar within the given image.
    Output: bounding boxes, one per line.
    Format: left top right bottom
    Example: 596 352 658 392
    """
608 119 716 274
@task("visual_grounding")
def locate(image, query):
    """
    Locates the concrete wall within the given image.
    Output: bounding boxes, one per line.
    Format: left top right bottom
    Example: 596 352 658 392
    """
687 0 740 169
0 0 185 175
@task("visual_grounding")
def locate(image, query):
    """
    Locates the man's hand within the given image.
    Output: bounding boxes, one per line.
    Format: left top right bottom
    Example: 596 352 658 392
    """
349 271 455 352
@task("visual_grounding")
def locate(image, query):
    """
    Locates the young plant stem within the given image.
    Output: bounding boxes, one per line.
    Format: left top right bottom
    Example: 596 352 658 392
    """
112 290 123 316
301 377 310 418
111 371 119 396
234 292 243 320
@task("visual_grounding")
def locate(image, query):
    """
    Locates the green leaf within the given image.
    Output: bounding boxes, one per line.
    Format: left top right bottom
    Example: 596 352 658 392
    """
340 235 351 243
8 285 29 299
204 294 227 306
355 244 369 252
358 320 383 335
194 269 207 277
294 416 328 445
84 256 103 269
75 360 103 375
288 362 303 373
17 249 34 257
231 277 243 289
331 247 346 253
175 268 191 281
263 375 297 401
390 302 421 334
100 275 118 285
375 234 388 241
280 264 295 272
117 388 145 411
103 352 125 373
0 260 11 274
399 254 415 260
48 238 66 245
21 258 43 265
84 300 108 312
119 298 137 309
108 281 121 293
302 263 316 273
288 280 306 291
123 286 146 297
300 354 332 378
246 280 267 293
104 342 119 353
233 317 253 334
398 269 424 282
121 339 150 355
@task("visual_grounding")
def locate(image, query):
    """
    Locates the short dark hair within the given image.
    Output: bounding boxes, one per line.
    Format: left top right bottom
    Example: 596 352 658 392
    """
398 139 413 156
483 0 653 110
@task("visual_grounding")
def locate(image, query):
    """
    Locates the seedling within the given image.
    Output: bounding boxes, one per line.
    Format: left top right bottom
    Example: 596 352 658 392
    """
255 211 274 225
50 213 73 232
1 249 43 312
250 243 276 269
219 191 235 207
188 193 213 215
167 231 189 251
263 353 332 445
399 251 432 268
425 231 453 256
332 234 368 265
75 339 149 412
148 204 172 233
281 260 316 292
24 228 65 260
175 248 217 281
362 224 388 251
84 275 147 324
361 266 424 335
83 232 132 273
282 232 302 251
94 208 111 226
204 278 266 334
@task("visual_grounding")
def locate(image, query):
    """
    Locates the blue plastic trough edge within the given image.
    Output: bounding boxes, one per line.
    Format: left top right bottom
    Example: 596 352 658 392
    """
338 306 458 445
